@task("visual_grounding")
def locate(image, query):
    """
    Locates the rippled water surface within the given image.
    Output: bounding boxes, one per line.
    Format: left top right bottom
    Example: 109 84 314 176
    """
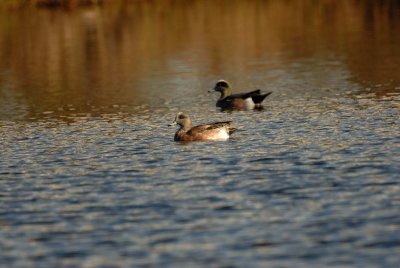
1 1 400 267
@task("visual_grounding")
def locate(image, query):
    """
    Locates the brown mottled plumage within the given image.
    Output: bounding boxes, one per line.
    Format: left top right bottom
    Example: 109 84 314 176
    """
169 112 237 141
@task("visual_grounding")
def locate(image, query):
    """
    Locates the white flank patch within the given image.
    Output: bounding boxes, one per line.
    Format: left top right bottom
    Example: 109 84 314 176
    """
243 97 255 110
208 128 230 141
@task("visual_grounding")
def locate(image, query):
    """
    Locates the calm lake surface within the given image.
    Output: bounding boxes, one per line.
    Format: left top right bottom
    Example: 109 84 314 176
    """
1 1 400 267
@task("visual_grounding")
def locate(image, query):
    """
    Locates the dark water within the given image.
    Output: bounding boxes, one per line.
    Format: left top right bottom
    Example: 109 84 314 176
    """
1 1 400 267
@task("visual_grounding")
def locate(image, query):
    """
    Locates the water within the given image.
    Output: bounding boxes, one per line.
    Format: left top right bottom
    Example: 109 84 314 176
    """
1 1 400 267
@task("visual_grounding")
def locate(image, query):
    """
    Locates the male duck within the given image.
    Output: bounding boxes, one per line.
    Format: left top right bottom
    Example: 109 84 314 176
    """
169 112 237 141
209 80 272 110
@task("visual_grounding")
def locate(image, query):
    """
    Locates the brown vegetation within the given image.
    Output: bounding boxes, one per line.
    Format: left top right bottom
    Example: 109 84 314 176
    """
1 0 103 9
0 0 399 117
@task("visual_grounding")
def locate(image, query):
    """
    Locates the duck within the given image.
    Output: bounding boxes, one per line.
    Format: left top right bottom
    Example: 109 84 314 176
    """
208 80 272 110
169 112 237 141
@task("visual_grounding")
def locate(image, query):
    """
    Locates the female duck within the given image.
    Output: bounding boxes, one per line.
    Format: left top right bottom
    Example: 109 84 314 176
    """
169 112 237 141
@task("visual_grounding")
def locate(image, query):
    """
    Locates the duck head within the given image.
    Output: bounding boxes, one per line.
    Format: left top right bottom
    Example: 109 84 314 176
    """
208 80 231 98
169 112 192 130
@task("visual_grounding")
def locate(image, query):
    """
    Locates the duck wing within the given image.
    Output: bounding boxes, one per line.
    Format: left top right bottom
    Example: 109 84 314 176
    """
228 90 261 100
188 121 232 134
251 91 272 104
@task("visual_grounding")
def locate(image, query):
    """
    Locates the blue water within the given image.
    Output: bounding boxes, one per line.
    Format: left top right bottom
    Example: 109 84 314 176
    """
1 86 399 267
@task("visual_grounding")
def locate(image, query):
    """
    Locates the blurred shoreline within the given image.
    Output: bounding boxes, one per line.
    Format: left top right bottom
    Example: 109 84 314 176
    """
1 0 103 10
0 0 399 120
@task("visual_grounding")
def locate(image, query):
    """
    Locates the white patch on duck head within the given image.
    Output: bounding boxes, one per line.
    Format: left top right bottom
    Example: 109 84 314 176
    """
214 80 230 90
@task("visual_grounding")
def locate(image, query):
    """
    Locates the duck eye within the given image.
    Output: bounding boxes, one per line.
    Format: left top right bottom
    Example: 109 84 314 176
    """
178 114 186 119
